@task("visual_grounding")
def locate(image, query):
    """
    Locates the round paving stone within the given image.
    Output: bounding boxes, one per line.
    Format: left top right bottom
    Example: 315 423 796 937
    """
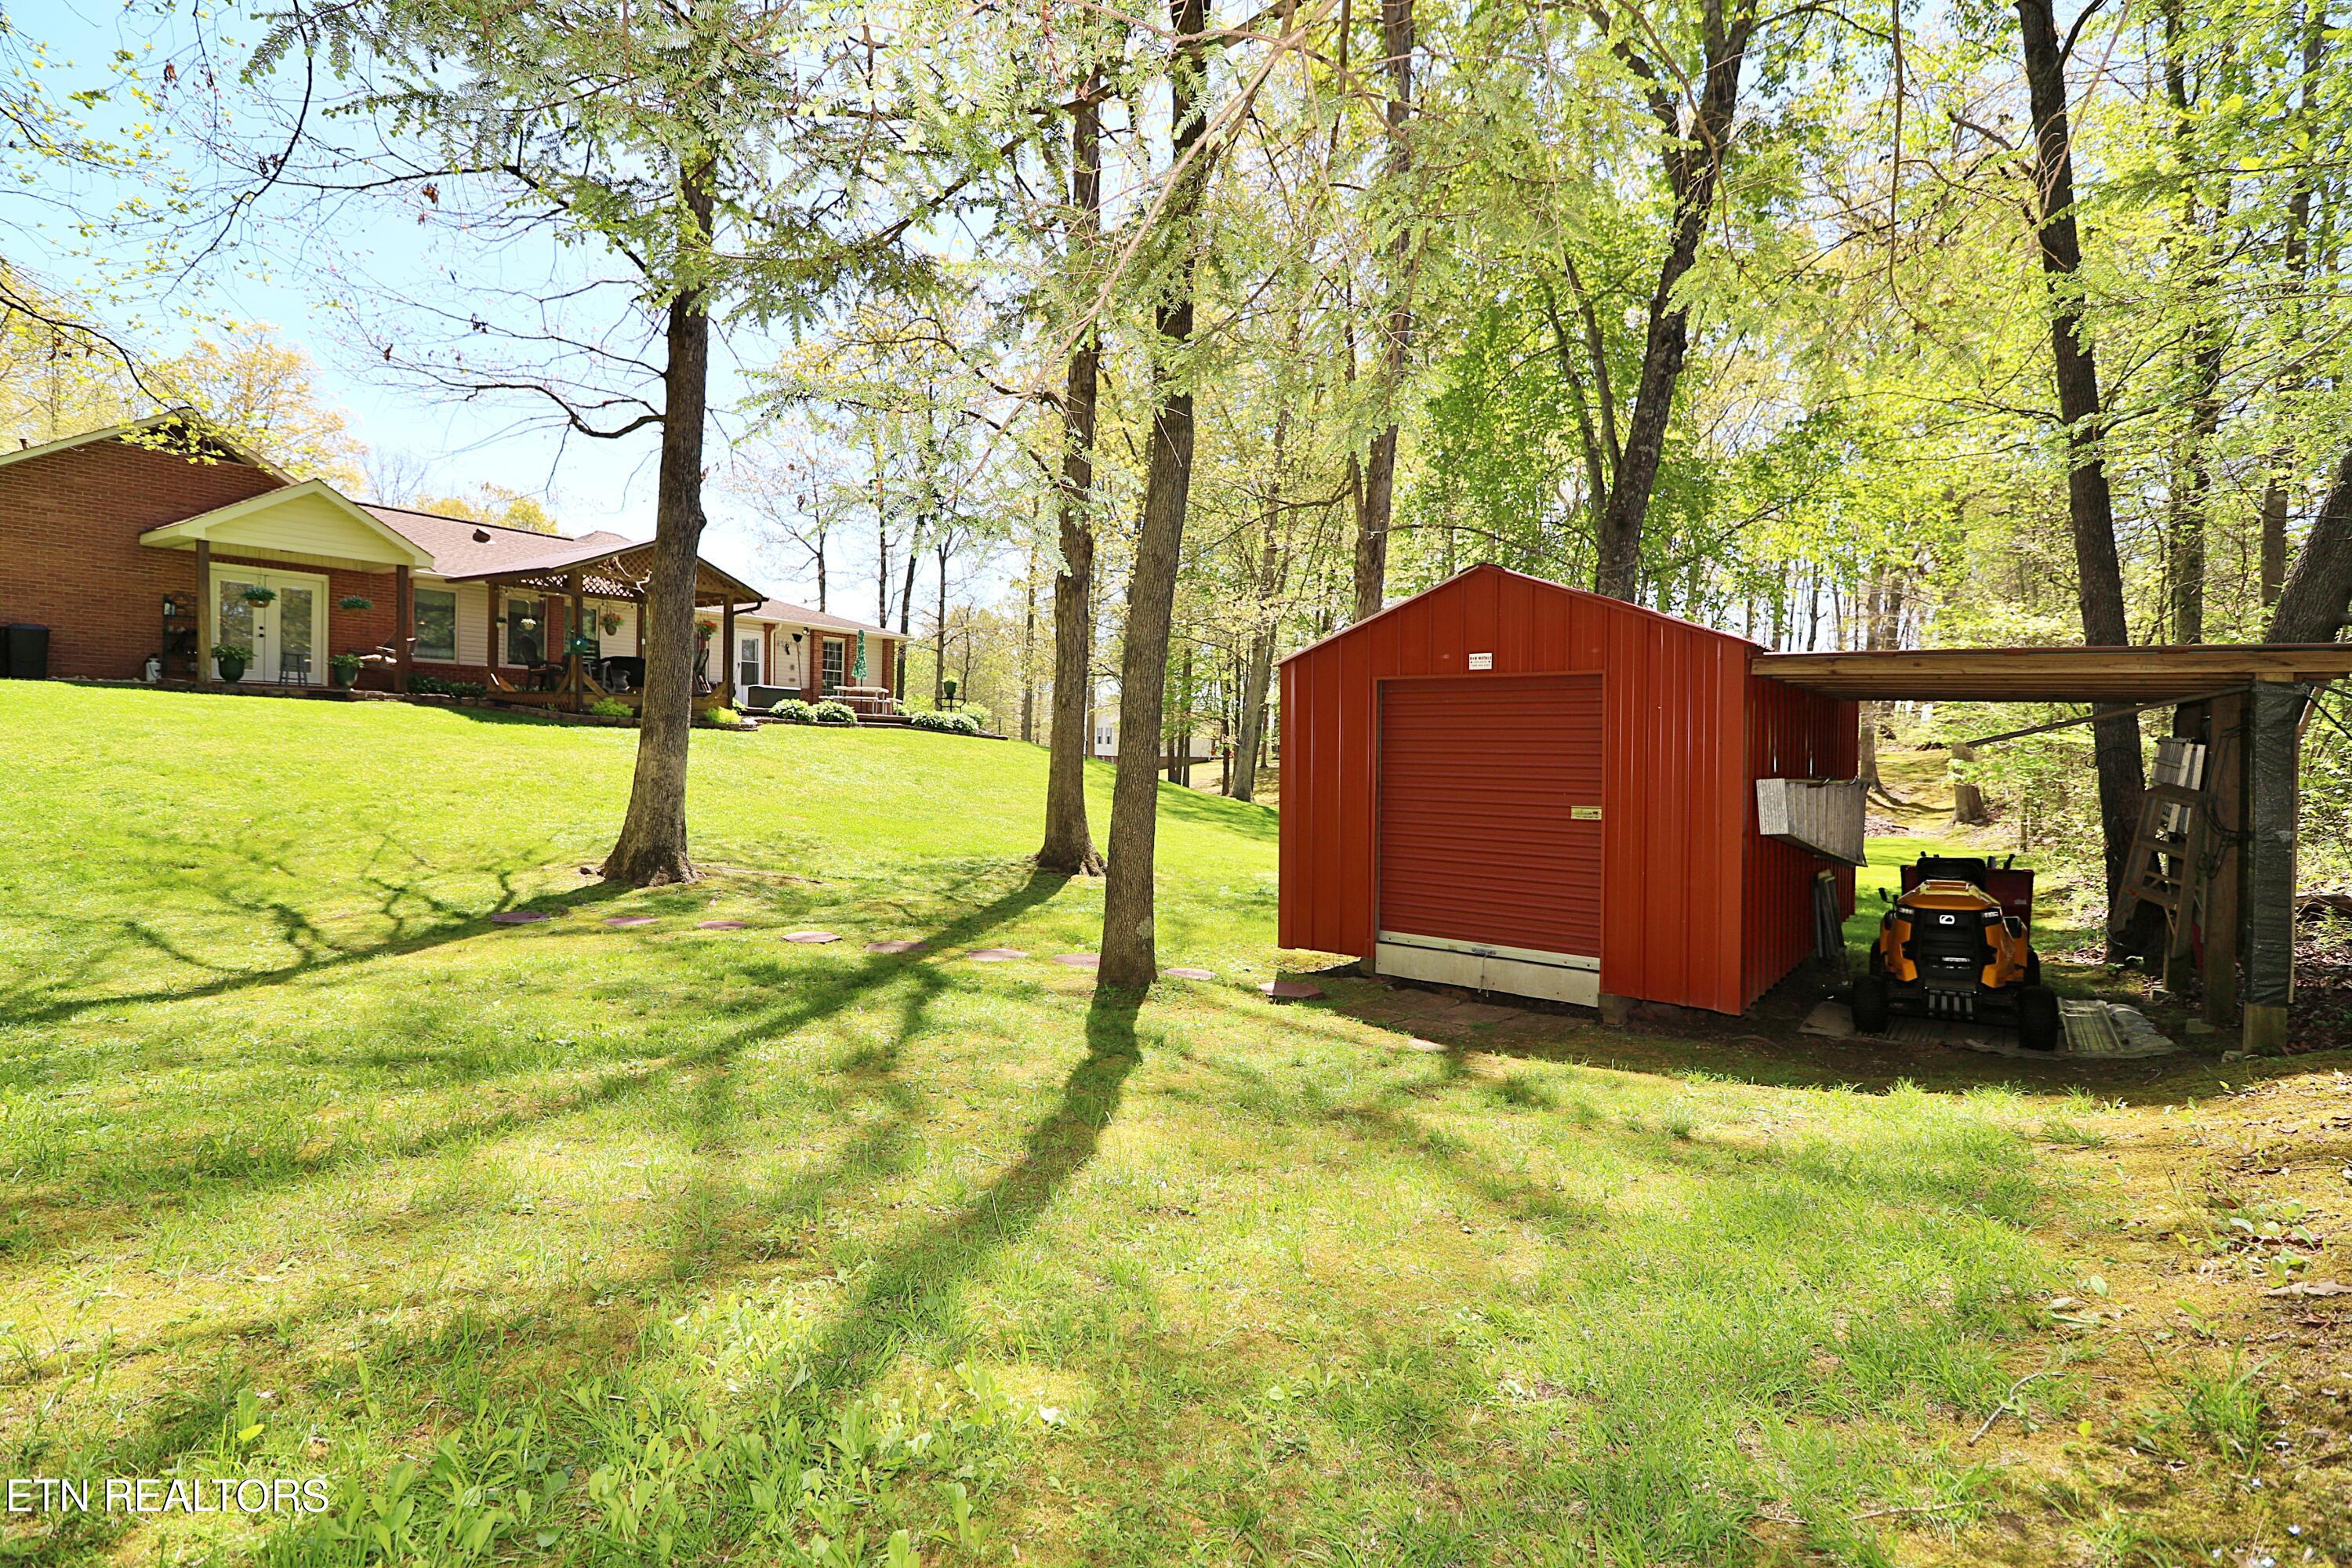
1163 967 1216 982
785 931 840 944
864 939 924 953
604 915 658 927
489 910 552 925
1052 953 1100 969
1261 979 1326 1000
964 948 1028 962
696 920 751 931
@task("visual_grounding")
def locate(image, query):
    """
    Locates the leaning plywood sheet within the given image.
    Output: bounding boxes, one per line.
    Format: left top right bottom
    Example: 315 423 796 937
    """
1756 778 1867 866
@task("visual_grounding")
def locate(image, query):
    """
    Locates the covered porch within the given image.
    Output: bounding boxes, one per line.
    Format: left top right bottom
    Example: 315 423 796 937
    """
442 540 766 713
138 480 437 690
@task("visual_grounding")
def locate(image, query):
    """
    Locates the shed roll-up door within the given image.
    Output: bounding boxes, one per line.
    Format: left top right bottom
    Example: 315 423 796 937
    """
1375 673 1602 1003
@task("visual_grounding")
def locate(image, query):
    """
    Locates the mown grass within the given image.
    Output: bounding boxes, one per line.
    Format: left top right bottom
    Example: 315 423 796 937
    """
0 682 2293 1566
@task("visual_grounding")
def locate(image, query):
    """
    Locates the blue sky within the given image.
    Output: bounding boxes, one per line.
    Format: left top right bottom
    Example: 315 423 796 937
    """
12 0 811 602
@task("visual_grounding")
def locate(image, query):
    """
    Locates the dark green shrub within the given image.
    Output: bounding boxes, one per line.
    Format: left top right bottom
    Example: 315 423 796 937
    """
768 699 815 724
811 700 858 727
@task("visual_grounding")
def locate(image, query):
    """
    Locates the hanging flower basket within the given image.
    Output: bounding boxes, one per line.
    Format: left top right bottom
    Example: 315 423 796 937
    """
338 594 373 612
601 612 622 635
239 586 278 607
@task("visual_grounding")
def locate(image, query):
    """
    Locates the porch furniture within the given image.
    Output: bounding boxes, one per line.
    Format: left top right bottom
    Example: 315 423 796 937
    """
835 684 898 718
441 542 764 714
278 652 311 685
599 656 644 692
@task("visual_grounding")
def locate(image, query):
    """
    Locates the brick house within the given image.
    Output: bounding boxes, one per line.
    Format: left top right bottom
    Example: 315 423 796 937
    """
0 411 898 705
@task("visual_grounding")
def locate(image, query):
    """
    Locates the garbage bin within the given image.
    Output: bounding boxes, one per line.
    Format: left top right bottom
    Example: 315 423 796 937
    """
2 623 48 681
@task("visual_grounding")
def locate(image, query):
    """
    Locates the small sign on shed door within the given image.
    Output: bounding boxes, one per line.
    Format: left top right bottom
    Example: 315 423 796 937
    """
1468 652 1494 670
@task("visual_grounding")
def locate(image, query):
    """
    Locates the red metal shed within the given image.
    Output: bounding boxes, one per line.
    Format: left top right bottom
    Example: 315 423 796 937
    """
1278 564 1858 1015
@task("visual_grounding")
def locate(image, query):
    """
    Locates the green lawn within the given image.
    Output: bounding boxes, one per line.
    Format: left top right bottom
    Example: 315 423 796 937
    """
0 684 2308 1566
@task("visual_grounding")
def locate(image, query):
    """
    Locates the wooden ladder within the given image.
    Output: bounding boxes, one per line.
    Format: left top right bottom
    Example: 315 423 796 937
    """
2125 737 2214 989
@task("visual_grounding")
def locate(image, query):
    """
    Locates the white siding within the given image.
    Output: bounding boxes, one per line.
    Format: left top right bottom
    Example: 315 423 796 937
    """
597 601 638 657
212 492 408 564
452 582 491 667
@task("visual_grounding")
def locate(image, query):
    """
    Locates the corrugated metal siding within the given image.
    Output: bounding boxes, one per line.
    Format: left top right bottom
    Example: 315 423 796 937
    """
1376 675 1602 956
1279 564 1853 1015
1740 675 1860 1004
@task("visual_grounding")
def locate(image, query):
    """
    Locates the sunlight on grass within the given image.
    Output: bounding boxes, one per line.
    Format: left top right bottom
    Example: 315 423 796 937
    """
0 684 2143 1566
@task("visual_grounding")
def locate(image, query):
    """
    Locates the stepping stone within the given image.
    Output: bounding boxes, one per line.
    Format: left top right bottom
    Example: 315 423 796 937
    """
696 920 750 931
490 910 552 925
604 915 658 927
964 948 1028 962
1261 979 1325 1001
785 931 840 944
1052 953 1100 969
1163 967 1216 982
865 939 924 953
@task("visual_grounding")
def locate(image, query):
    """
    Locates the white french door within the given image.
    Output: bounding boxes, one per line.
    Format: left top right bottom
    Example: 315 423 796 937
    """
735 632 762 699
212 567 328 684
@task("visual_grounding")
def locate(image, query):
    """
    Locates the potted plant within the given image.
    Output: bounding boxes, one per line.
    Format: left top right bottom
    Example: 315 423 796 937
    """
338 594 373 612
329 652 365 688
239 585 278 608
601 611 622 636
211 641 251 683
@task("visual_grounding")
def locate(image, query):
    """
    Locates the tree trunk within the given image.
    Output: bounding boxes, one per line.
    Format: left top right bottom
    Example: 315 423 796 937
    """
1100 0 1210 989
601 169 715 888
1950 740 1992 826
2270 448 2352 644
935 538 949 707
815 537 826 612
2260 0 2326 610
1040 69 1107 877
2162 0 2225 645
2016 0 2144 944
1350 0 1416 623
1022 545 1037 744
1589 2 1756 603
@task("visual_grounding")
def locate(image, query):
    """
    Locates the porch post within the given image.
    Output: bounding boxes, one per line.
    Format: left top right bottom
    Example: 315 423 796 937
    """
486 582 500 680
394 564 413 694
194 538 212 687
721 599 737 706
572 588 587 712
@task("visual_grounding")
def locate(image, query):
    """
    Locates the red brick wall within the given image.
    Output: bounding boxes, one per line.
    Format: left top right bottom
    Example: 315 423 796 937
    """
0 437 404 681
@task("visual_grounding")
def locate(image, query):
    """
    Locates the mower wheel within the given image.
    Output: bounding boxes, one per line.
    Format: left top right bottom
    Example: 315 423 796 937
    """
1852 974 1891 1036
2016 985 2061 1052
2024 951 2042 988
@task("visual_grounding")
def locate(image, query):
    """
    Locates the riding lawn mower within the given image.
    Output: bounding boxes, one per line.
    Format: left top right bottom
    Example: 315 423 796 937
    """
1853 854 2063 1051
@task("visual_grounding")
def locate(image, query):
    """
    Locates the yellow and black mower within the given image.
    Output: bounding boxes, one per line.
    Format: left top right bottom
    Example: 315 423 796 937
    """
1853 855 2061 1051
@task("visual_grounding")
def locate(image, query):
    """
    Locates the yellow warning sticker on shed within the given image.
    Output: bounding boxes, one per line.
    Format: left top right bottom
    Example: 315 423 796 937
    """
1570 805 1602 821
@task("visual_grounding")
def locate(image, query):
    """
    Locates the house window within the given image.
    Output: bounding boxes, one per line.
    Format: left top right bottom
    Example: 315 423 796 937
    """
820 638 844 691
737 633 760 691
412 588 457 662
504 596 545 666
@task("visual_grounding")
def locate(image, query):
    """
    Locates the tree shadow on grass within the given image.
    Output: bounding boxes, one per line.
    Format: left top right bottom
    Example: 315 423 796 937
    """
5 867 1075 1269
800 988 1141 1393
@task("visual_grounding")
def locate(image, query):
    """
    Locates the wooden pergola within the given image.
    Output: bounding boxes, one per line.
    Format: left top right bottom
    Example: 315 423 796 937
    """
445 539 766 712
1755 641 2352 1054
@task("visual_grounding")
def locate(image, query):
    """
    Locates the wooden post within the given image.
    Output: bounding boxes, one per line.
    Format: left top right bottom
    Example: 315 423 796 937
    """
487 583 501 680
2200 691 2244 1028
721 599 737 706
194 538 212 686
394 563 413 694
2241 678 2305 1054
572 588 587 711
